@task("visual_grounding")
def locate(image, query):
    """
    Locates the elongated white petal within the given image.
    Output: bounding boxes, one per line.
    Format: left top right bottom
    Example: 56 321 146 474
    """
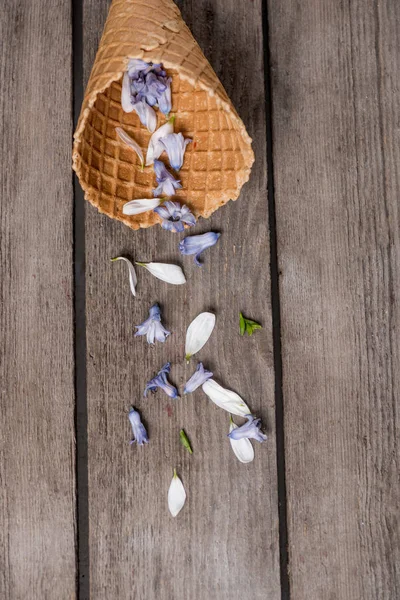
111 257 137 297
146 106 157 133
229 421 254 463
116 127 144 168
168 469 186 517
137 262 186 285
185 312 215 360
121 71 134 113
133 101 157 133
202 379 251 417
122 198 161 216
146 119 174 166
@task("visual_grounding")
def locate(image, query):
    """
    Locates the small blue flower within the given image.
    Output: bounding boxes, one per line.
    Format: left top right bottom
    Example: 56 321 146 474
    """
179 232 221 266
154 201 196 233
144 362 179 399
153 160 182 197
135 303 171 345
227 415 267 443
128 407 149 446
159 133 192 170
184 362 213 394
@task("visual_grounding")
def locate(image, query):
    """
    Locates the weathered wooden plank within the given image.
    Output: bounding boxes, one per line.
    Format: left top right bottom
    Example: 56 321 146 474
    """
82 0 280 598
268 0 400 597
0 0 76 598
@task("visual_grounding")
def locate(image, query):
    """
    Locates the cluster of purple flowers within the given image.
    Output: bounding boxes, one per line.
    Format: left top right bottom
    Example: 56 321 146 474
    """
122 59 172 131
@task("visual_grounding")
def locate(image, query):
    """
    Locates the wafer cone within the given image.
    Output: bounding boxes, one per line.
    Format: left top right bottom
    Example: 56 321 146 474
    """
72 0 255 230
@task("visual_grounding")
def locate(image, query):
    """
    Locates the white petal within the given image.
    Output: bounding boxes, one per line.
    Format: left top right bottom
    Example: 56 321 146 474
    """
111 257 137 297
122 198 161 216
229 421 255 463
168 470 186 517
116 127 144 168
146 107 157 133
137 262 186 285
185 312 215 360
121 71 134 113
146 119 174 166
202 379 251 417
140 103 157 133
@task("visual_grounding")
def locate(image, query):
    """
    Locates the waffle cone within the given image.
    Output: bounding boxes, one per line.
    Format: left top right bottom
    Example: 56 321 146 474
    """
72 0 255 230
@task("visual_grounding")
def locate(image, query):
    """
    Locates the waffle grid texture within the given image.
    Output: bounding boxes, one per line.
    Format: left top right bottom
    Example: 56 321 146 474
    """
72 0 255 230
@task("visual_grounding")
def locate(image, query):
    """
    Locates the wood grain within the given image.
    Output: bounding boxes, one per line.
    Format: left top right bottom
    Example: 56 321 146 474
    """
0 0 76 598
82 0 280 598
268 0 400 597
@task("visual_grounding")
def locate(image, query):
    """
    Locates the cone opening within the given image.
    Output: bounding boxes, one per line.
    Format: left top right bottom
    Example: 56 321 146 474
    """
74 70 254 230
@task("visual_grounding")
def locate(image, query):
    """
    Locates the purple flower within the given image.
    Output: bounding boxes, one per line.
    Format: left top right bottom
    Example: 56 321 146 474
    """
159 133 191 171
128 407 149 446
184 362 213 394
122 60 172 121
144 72 169 106
144 362 179 399
227 415 267 443
135 303 170 345
127 59 152 78
154 201 196 233
153 160 182 197
179 232 221 266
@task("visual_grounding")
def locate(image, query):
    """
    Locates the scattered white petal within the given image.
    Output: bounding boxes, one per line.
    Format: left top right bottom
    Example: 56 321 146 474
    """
133 101 157 133
136 262 186 285
116 127 144 169
168 469 186 517
146 105 157 133
229 420 254 463
202 379 251 417
111 256 137 297
146 118 175 166
122 198 161 216
121 70 135 113
185 312 215 361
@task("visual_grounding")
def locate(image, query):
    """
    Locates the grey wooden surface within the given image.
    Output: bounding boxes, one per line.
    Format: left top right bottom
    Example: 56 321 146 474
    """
0 0 77 598
82 0 279 598
268 0 400 598
1 0 400 598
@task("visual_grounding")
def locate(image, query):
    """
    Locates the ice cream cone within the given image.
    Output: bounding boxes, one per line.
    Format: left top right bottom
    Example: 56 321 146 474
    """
72 0 255 230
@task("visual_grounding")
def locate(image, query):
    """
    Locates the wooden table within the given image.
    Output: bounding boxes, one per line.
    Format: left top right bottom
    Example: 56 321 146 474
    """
1 0 399 598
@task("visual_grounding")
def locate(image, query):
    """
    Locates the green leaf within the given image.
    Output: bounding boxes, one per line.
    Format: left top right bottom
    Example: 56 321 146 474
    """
245 322 254 336
239 312 246 336
240 313 263 336
179 429 193 454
